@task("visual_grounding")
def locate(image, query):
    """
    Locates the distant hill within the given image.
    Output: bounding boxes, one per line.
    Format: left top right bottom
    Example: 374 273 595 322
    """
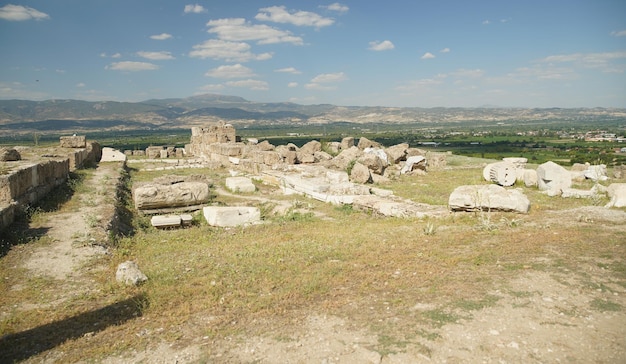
1 93 625 133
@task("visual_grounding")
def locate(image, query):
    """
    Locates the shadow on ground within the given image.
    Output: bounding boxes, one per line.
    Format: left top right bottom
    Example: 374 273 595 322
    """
0 293 148 363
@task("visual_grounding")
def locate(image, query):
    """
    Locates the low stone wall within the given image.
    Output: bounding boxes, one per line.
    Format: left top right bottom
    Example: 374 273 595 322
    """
0 141 102 231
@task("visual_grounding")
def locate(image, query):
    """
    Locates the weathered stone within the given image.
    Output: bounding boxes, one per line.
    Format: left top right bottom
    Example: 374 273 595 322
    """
226 176 256 193
116 261 147 286
400 156 426 174
257 140 275 151
358 153 386 175
300 140 322 155
537 161 572 194
133 181 210 210
385 143 409 164
502 157 528 169
101 147 127 162
297 152 316 164
0 148 21 161
340 137 355 150
523 169 538 187
606 183 626 208
146 146 163 159
483 161 516 187
151 215 182 228
60 135 86 148
449 184 530 213
352 195 448 218
332 146 363 170
262 151 282 165
203 206 261 227
583 164 608 181
350 162 372 184
326 142 341 154
314 151 333 162
357 136 381 150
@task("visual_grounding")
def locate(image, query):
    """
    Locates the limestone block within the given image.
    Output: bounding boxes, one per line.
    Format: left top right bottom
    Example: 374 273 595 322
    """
400 156 426 174
297 152 315 164
226 176 256 193
133 182 210 210
101 147 127 162
537 161 572 193
314 151 333 162
358 153 386 175
0 148 21 161
385 143 408 164
523 169 538 187
203 206 261 227
300 140 322 155
60 135 86 148
357 137 381 150
332 146 362 170
262 151 282 166
151 215 182 228
340 137 355 150
606 183 626 208
426 152 447 170
146 146 163 159
350 162 372 184
483 161 516 187
449 184 530 213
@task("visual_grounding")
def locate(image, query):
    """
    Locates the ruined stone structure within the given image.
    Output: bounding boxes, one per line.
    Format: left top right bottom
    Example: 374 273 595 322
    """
0 136 102 231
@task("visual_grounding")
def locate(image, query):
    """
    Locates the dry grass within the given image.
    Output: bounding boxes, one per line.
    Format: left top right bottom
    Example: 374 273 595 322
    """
1 159 625 362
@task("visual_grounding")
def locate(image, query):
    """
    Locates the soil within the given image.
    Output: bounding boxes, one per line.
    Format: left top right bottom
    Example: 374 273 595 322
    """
3 162 626 363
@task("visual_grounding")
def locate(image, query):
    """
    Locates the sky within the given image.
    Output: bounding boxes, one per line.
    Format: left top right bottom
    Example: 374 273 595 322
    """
1 0 625 108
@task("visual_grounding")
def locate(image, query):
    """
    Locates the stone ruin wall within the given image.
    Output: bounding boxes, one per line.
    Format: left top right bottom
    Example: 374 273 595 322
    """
0 138 102 231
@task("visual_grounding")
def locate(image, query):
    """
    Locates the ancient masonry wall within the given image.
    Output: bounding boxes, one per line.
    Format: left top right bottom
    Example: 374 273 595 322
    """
0 141 102 231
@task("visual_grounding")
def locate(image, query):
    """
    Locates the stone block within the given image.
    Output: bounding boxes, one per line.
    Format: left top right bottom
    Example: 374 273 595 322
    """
60 135 86 148
226 176 256 193
101 147 127 162
203 206 261 227
151 215 182 228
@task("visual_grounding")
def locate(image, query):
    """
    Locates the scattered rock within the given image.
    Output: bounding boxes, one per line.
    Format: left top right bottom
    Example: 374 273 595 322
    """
537 161 572 194
606 183 626 208
483 161 517 187
0 147 21 161
350 162 372 184
400 155 426 174
133 181 211 211
225 176 256 193
449 184 531 213
101 147 127 162
116 261 148 286
203 206 261 227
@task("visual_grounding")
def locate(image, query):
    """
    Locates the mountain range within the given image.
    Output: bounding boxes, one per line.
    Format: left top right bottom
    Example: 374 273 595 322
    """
1 94 625 133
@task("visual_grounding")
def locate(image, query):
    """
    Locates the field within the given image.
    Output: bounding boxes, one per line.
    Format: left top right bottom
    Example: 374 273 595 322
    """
0 151 625 362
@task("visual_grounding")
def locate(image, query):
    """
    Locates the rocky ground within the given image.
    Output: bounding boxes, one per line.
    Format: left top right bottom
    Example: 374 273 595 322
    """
1 160 625 363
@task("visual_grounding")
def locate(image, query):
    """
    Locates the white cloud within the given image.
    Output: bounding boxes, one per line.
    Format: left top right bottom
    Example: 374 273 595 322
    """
150 33 173 40
539 51 626 73
0 4 49 21
112 53 122 59
255 6 334 27
451 68 485 78
288 82 298 88
105 61 159 71
56 69 66 74
311 72 347 83
306 72 347 90
205 64 256 78
76 83 86 88
482 20 490 25
611 30 626 37
184 4 206 14
225 79 269 91
275 67 302 74
396 74 447 91
421 52 436 60
207 18 304 45
137 51 175 60
368 40 395 51
323 3 349 13
189 39 273 62
440 48 450 53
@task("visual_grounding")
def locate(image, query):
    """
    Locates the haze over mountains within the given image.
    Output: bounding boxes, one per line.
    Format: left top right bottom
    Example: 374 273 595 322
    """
1 94 625 133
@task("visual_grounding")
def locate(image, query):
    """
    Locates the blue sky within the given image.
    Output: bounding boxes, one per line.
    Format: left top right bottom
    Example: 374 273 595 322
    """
1 0 625 107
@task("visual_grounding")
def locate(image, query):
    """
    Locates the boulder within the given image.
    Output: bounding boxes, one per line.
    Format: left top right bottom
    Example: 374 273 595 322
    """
523 169 538 187
299 140 322 155
203 206 261 227
425 152 447 170
297 152 316 164
101 147 127 162
151 215 182 228
116 261 147 286
358 153 386 175
606 183 626 208
385 143 409 164
583 164 608 181
0 147 21 161
536 161 572 194
332 146 363 170
449 184 530 213
146 146 163 159
340 137 355 150
326 142 341 154
133 181 211 210
60 135 86 148
400 156 427 174
257 140 275 151
357 137 381 150
314 150 333 162
225 176 256 193
350 162 372 184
